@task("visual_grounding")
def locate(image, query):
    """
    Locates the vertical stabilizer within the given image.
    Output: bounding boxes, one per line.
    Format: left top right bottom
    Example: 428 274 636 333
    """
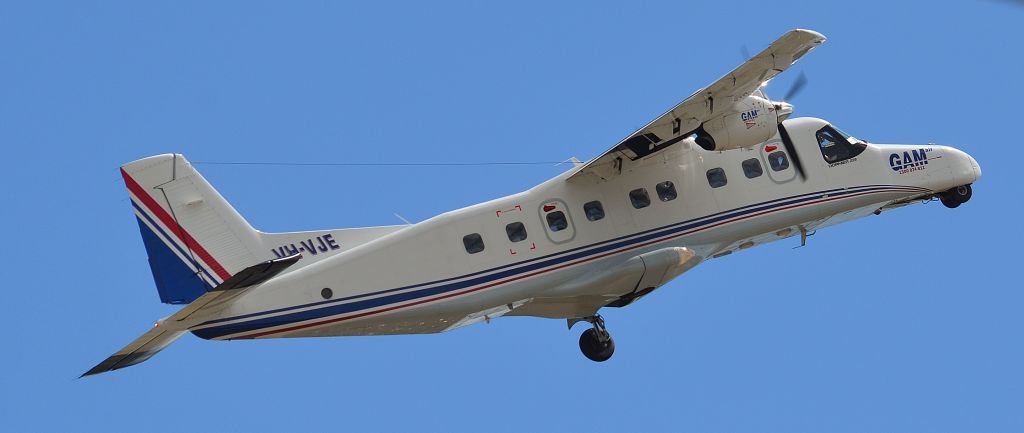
121 154 261 303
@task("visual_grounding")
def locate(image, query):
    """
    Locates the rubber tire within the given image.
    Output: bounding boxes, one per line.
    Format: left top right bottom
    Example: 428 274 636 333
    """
579 328 615 362
940 195 961 209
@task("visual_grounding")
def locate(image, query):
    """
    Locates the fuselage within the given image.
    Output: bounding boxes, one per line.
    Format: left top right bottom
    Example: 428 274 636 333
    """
189 117 981 340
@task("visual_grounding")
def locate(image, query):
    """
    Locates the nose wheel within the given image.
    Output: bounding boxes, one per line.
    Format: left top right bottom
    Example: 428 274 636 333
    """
578 315 615 362
939 184 972 209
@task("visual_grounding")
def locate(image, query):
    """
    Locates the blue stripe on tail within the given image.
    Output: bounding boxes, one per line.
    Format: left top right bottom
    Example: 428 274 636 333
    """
135 216 211 304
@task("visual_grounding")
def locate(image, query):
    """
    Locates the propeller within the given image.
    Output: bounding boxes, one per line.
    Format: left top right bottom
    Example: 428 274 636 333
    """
740 43 809 103
739 42 809 181
778 123 807 182
782 71 809 102
769 65 810 182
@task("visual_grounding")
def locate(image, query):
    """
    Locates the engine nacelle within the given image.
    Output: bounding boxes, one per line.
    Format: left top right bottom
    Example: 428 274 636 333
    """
694 94 779 151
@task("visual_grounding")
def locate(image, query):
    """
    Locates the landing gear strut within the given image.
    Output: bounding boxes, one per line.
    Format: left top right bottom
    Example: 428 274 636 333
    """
939 184 973 209
578 315 615 362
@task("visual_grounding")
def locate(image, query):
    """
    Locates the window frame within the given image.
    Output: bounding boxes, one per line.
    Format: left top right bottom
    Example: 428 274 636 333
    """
767 151 791 172
629 188 651 209
655 181 677 202
583 200 605 221
462 233 485 254
505 221 528 243
741 158 763 179
546 211 569 232
816 124 867 164
706 167 728 188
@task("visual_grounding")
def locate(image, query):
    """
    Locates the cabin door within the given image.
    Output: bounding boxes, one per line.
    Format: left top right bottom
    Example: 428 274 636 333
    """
537 199 576 244
760 138 798 183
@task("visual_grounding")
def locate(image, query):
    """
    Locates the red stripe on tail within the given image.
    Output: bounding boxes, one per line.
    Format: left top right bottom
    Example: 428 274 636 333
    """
121 168 232 280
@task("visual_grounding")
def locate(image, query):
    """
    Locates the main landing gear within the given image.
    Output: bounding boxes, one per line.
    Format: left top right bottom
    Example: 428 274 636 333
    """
577 315 615 362
939 184 973 209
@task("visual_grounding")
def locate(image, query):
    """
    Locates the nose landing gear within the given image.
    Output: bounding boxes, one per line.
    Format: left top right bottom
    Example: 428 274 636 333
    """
577 315 615 362
939 184 973 209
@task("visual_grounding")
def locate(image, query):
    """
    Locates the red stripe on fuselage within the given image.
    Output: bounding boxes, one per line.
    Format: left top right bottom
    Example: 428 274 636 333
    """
227 187 910 339
121 167 232 281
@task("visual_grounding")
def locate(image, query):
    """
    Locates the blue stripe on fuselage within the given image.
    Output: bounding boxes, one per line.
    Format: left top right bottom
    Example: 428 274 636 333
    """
192 185 929 338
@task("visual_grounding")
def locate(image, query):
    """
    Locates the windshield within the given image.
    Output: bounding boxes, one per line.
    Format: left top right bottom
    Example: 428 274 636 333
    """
817 124 867 163
832 126 867 144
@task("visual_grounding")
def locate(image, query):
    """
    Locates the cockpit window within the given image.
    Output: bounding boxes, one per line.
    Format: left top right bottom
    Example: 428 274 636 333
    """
817 125 866 164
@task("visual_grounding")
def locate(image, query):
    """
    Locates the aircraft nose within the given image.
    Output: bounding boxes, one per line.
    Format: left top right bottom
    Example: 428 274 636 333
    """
946 146 981 184
967 153 982 181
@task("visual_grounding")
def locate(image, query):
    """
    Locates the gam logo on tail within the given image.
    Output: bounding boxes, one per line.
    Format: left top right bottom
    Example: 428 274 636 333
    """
889 148 931 174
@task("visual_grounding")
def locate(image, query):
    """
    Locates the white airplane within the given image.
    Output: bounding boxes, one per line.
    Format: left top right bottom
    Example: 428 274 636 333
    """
84 29 980 376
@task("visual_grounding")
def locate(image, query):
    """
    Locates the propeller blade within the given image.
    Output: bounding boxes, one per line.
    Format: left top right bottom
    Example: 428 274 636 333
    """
740 44 751 60
777 125 806 182
783 71 809 101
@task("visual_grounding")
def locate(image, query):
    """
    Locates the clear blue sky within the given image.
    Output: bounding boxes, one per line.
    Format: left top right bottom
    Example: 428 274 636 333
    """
2 1 1022 432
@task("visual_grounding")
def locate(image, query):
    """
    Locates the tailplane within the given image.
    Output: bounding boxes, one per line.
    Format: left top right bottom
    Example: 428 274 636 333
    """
92 154 408 376
82 254 302 377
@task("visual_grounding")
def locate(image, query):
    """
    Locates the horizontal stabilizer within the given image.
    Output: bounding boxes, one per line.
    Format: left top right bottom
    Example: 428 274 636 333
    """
213 253 302 291
82 255 301 377
81 319 186 377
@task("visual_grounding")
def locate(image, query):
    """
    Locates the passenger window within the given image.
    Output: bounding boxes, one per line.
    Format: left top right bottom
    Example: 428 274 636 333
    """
462 233 485 254
706 168 727 188
583 201 605 221
742 158 763 178
816 125 867 163
505 222 527 242
546 211 568 232
768 151 790 171
629 188 650 209
655 181 677 201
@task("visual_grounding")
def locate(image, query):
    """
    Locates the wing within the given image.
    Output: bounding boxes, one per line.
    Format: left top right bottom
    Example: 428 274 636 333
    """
567 29 826 182
442 299 531 332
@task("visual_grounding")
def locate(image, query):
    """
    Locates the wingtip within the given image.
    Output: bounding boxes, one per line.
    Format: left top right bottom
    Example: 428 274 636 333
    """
792 28 827 43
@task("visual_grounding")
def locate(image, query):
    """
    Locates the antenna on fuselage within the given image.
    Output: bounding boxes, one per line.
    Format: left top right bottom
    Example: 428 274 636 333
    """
792 224 816 249
393 213 413 225
555 157 584 167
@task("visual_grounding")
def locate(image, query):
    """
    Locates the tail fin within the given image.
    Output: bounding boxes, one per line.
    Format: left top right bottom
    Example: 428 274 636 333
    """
122 154 261 304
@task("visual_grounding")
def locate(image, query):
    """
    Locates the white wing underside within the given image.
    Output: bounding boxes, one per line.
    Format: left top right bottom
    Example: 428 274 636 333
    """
81 284 259 377
442 299 532 332
568 29 826 182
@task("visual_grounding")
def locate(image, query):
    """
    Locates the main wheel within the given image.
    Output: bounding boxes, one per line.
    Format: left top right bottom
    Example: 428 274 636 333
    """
579 328 615 362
